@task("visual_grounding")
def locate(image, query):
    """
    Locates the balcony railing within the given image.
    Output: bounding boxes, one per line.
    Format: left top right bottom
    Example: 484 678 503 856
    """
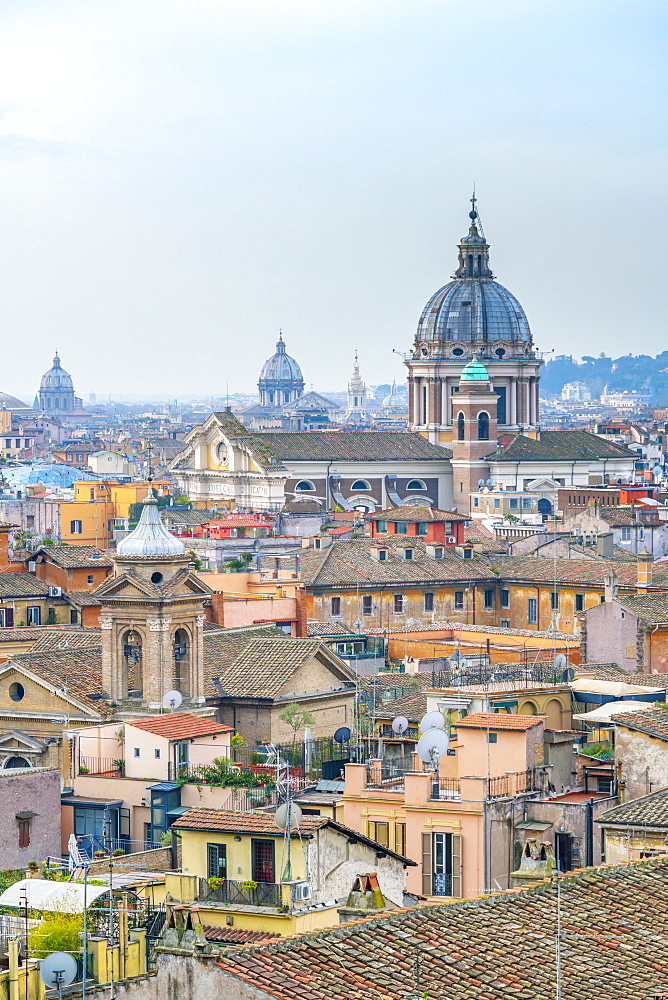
365 763 408 791
78 757 124 777
487 768 543 799
429 776 461 801
198 878 281 908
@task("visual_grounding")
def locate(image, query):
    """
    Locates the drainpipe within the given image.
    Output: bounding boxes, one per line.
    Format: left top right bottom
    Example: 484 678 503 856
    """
585 798 594 867
483 796 489 891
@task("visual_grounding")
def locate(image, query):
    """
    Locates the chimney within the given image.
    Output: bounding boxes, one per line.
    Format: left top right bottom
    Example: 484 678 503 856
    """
604 569 618 602
637 549 653 591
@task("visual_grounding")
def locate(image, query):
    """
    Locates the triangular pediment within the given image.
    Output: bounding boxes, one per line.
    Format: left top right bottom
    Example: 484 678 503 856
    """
0 731 46 751
96 575 157 598
0 665 102 719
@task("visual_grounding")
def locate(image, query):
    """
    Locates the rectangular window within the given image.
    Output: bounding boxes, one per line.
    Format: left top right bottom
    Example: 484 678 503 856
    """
18 819 31 849
26 606 41 626
362 595 373 615
393 594 404 613
70 610 79 624
484 588 494 610
488 732 497 744
87 575 94 584
493 498 500 509
331 597 341 617
550 591 559 611
575 593 584 612
207 843 227 880
403 548 413 560
134 748 140 757
395 823 406 857
251 839 275 883
433 547 443 558
154 749 161 759
528 598 537 624
432 832 453 896
376 520 387 532
473 497 479 508
4 440 10 448
508 498 519 510
395 522 408 535
76 454 84 462
463 548 472 559
417 522 428 535
378 549 388 561
522 498 532 509
70 520 82 534
424 592 434 612
500 588 510 609
368 821 389 848
454 591 464 611
67 454 73 461
500 619 510 628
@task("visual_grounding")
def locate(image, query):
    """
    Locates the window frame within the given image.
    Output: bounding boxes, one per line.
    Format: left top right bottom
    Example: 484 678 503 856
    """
393 593 404 614
454 590 465 611
424 591 434 613
528 597 537 624
500 588 510 610
331 596 341 617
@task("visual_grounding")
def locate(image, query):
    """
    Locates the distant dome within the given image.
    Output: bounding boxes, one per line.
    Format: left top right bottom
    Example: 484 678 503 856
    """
40 353 74 391
117 497 185 558
0 392 29 409
259 333 303 383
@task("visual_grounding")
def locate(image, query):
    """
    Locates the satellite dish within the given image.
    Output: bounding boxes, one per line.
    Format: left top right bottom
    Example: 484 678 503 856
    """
554 653 567 670
40 953 78 989
274 801 302 831
162 690 183 712
416 728 450 763
562 667 575 683
477 479 485 487
333 726 351 744
420 711 445 733
392 716 409 734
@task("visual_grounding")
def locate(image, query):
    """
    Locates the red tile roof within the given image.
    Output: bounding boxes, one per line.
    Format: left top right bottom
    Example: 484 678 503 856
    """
203 926 280 944
455 712 545 731
172 808 327 836
127 712 233 740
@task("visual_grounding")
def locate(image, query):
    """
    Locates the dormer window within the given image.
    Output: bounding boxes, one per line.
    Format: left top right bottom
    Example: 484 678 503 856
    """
378 549 388 561
403 549 414 560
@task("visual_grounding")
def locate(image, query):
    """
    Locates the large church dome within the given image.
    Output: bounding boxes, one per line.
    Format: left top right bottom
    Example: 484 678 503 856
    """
40 353 74 390
415 201 532 347
259 333 303 383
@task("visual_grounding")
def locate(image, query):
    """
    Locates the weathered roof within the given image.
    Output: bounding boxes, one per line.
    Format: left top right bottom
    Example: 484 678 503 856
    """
367 506 468 523
597 786 668 829
0 572 50 598
161 509 218 526
599 506 640 527
213 856 668 999
214 638 354 700
66 591 103 608
616 592 668 624
243 431 451 463
306 620 356 637
493 555 668 590
30 628 102 651
612 706 668 740
127 712 233 740
202 626 292 696
299 537 494 589
203 926 280 944
455 712 545 731
6 646 108 715
35 545 112 569
494 430 637 462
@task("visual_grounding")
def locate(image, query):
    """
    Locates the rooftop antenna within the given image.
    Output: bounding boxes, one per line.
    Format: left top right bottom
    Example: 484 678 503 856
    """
40 953 78 1000
162 689 182 714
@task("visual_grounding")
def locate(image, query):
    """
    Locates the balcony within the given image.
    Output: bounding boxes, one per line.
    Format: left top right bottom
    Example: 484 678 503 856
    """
79 756 124 777
365 762 409 792
487 768 543 799
429 776 461 801
198 877 282 908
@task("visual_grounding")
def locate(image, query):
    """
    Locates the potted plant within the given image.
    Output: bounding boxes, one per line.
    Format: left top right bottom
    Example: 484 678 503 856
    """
94 850 106 859
112 848 125 856
241 879 257 892
207 876 224 891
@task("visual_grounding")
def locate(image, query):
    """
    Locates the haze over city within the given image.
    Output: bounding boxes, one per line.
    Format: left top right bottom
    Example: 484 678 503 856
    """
0 0 665 399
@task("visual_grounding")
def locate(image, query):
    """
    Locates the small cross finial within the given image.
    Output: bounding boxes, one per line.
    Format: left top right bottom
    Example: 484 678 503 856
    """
469 186 478 222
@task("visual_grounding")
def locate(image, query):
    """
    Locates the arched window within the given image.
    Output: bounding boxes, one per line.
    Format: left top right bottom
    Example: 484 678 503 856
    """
457 412 465 440
4 757 29 769
173 628 190 696
478 411 489 440
295 481 315 492
122 629 143 698
54 398 59 409
467 254 473 276
351 480 370 491
406 479 426 490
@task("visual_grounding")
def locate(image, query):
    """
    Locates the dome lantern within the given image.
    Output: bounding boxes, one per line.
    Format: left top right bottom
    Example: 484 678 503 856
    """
116 495 185 558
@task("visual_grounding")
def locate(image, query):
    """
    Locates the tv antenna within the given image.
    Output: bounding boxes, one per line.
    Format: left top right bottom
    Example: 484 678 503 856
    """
162 690 182 713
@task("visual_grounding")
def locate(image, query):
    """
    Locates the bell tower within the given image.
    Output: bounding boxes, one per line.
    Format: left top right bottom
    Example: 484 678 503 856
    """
450 358 497 511
96 493 212 709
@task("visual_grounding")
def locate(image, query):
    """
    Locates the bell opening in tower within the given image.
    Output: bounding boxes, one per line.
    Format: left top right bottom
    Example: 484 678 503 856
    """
123 629 143 699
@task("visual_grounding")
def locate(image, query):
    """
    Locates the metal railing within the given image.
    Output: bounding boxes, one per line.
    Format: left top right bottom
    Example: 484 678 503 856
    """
487 768 543 799
198 877 281 908
429 776 461 801
79 836 161 859
365 763 408 791
431 663 568 688
78 756 123 776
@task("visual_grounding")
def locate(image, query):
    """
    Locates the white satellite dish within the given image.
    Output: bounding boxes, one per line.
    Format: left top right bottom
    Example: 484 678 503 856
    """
416 728 450 763
554 653 567 670
420 711 445 733
391 716 409 735
162 690 183 712
40 952 78 990
274 801 302 831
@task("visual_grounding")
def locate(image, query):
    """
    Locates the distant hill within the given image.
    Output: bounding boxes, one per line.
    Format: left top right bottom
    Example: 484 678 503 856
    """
541 352 668 404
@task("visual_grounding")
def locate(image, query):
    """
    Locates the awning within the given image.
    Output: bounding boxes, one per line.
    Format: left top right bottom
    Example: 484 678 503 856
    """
0 879 110 912
573 701 653 724
515 821 552 832
570 678 664 705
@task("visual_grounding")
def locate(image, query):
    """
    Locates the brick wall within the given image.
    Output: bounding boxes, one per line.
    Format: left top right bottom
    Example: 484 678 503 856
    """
0 768 61 868
87 845 181 875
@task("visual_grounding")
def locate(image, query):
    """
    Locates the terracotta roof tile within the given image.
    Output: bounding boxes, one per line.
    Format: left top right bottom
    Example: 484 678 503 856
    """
613 705 668 740
172 808 327 836
214 637 354 700
366 506 469 523
7 646 110 716
0 572 50 598
203 926 280 944
597 786 668 829
455 712 545 731
35 545 113 568
128 712 233 740
496 429 636 462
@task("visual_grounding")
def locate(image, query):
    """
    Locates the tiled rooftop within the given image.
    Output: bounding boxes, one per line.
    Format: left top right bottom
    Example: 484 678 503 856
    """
172 808 327 836
367 506 469 523
597 786 668 828
307 620 356 637
0 572 50 597
495 429 636 462
203 926 280 944
36 545 112 568
617 592 668 624
493 555 668 589
455 712 545 731
214 637 354 700
213 856 668 999
7 646 109 715
612 705 668 740
128 712 233 740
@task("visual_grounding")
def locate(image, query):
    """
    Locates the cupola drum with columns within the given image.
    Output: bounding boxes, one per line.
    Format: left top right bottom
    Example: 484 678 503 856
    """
450 358 498 508
258 332 305 408
406 196 542 444
96 492 212 708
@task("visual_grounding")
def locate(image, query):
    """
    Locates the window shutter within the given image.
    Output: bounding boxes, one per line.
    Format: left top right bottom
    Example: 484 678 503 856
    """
451 834 462 898
421 832 432 896
207 844 218 879
6 609 14 628
376 822 389 848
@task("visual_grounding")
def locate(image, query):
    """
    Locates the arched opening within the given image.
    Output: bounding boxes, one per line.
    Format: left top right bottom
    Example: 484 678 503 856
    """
54 398 59 409
122 629 143 699
4 757 30 768
349 497 376 513
173 628 190 696
295 480 315 492
521 701 537 715
546 699 562 729
537 498 553 522
407 480 426 490
478 411 489 441
457 412 465 441
467 254 473 276
351 480 370 491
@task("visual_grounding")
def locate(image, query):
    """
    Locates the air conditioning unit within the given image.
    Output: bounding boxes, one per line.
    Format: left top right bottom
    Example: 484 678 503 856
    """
447 536 457 544
27 561 36 573
291 880 311 902
48 586 62 597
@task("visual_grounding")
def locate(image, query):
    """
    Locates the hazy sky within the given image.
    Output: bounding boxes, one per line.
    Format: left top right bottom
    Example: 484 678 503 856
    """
0 0 665 400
